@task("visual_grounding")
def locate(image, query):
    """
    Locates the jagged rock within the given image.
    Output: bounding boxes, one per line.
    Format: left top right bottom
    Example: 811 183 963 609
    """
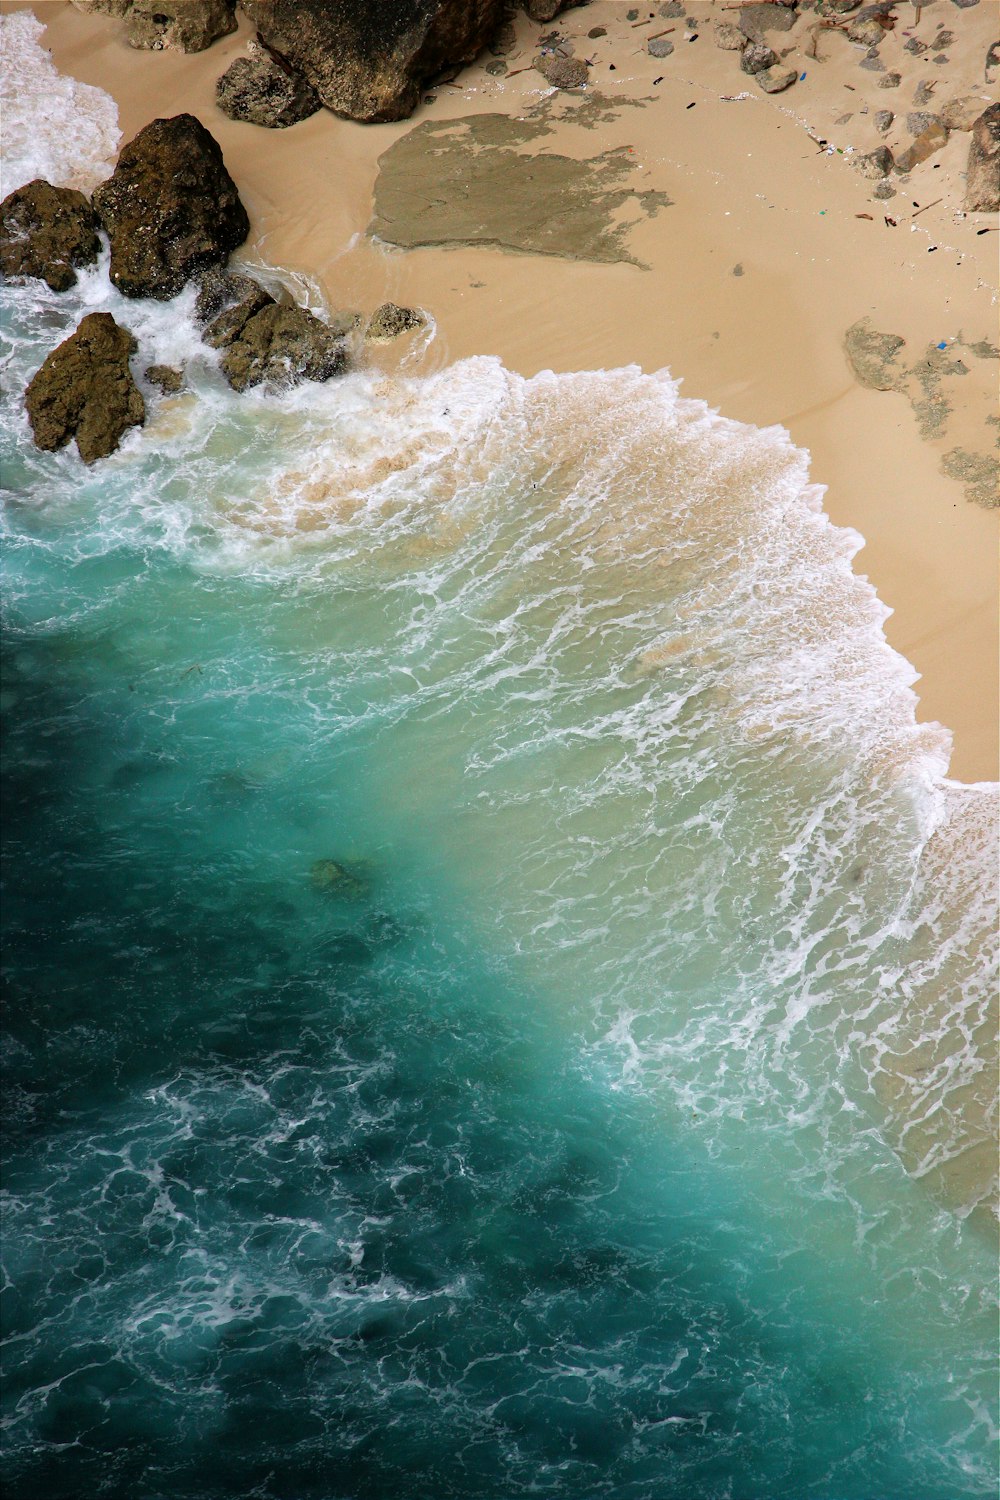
756 66 798 94
216 42 321 127
203 281 275 348
364 303 425 342
25 312 144 464
219 303 348 391
741 41 778 74
893 120 948 172
874 110 894 132
194 267 264 322
239 0 508 124
0 179 100 292
93 115 249 299
939 95 989 131
965 104 1000 212
844 318 905 389
856 145 894 178
127 0 236 52
536 54 589 88
877 71 902 88
145 363 184 393
738 3 798 42
647 37 674 57
847 17 886 45
904 36 927 54
714 23 746 50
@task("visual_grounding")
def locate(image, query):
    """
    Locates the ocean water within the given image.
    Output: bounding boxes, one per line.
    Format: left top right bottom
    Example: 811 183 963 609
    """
1 16 997 1500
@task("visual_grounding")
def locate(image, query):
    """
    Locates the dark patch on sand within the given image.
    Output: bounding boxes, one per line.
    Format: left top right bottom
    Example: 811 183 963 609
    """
370 113 671 266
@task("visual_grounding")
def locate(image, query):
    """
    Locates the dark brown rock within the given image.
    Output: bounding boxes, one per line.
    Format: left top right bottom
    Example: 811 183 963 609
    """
965 104 1000 212
92 115 249 299
0 179 101 292
219 303 348 391
364 303 426 341
203 282 275 349
25 312 145 463
145 363 184 393
215 42 321 127
127 0 236 52
239 0 508 123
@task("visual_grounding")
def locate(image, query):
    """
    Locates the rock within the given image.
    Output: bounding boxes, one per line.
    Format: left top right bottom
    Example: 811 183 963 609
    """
904 36 927 54
647 37 674 58
741 41 778 74
660 2 685 16
310 858 371 897
739 3 798 41
847 17 886 45
215 42 321 127
240 0 507 124
859 51 885 72
844 318 905 389
894 120 949 172
0 179 101 292
195 266 266 322
24 311 145 464
203 281 274 349
714 23 746 50
931 28 955 46
965 104 1000 212
874 110 894 132
364 303 426 342
93 115 249 299
144 363 184 393
941 449 999 507
878 71 901 88
522 0 579 18
949 0 979 7
756 66 798 94
219 303 348 391
69 1 133 14
489 22 516 54
912 80 935 107
127 0 236 52
536 54 589 88
939 95 989 132
856 145 894 178
872 179 896 198
906 111 943 135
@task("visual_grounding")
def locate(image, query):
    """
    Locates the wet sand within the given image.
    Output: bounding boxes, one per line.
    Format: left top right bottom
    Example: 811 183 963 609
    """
4 0 998 781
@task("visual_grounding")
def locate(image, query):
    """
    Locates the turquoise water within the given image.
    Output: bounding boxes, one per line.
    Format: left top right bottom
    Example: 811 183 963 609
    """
1 17 998 1500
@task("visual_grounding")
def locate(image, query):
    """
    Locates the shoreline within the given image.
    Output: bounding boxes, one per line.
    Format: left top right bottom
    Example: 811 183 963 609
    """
4 0 998 782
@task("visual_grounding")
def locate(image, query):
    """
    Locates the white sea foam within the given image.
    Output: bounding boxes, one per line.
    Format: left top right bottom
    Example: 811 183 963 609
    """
0 13 120 195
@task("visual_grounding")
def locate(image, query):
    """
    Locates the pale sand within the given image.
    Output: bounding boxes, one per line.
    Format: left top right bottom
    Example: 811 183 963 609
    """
5 0 998 781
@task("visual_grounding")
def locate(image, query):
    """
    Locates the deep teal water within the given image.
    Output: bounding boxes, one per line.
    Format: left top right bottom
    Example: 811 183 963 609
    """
1 22 998 1493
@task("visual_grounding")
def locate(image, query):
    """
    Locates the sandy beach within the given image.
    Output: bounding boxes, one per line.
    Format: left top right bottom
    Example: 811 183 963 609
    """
4 0 998 781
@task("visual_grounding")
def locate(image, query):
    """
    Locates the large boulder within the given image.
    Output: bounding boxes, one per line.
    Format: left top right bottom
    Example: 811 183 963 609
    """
0 179 101 292
215 41 321 127
24 312 145 464
92 115 249 298
238 0 507 122
965 104 1000 212
219 303 348 390
126 0 237 53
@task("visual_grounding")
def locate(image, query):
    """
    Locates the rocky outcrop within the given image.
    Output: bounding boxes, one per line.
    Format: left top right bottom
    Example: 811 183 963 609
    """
127 0 236 52
364 303 425 342
965 104 1000 213
219 303 349 391
239 0 507 123
92 115 249 298
0 179 101 292
215 42 321 127
200 275 275 348
25 312 145 464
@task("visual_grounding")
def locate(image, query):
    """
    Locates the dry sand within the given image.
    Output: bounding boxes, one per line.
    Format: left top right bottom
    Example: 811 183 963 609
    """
5 0 998 781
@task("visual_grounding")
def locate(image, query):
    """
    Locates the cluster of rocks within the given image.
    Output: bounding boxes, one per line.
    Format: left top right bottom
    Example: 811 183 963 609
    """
856 99 998 207
1 115 425 464
714 1 802 95
71 0 587 125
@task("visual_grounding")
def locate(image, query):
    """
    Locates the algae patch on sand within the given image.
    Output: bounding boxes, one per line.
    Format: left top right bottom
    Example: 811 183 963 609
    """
370 114 669 265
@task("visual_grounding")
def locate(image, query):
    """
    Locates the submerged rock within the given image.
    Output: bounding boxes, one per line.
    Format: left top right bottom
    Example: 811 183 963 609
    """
310 858 372 898
0 179 101 292
365 303 426 342
127 0 236 52
216 42 321 127
93 115 249 299
219 303 348 391
965 104 1000 212
25 311 145 464
144 363 184 394
240 0 508 123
